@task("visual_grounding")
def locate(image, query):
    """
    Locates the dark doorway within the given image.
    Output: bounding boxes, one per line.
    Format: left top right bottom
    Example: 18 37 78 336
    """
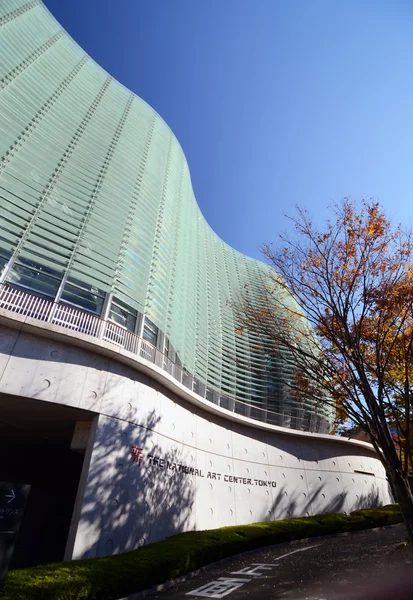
0 395 94 568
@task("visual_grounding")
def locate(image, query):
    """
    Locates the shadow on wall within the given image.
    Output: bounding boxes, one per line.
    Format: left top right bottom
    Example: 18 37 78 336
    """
0 326 392 559
259 482 386 524
72 409 196 559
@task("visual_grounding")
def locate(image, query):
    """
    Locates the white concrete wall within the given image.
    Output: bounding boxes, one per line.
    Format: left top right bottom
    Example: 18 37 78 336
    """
0 320 393 560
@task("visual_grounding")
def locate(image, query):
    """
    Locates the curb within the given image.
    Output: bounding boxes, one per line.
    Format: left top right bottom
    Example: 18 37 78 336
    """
119 522 403 599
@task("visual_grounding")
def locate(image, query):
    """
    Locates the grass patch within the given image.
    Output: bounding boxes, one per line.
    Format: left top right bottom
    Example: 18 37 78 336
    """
2 504 402 600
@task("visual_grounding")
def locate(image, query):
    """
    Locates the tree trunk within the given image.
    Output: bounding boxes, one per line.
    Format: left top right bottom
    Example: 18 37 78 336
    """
389 469 413 542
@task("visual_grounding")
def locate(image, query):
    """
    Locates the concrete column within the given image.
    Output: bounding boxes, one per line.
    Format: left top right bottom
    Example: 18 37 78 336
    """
64 414 99 560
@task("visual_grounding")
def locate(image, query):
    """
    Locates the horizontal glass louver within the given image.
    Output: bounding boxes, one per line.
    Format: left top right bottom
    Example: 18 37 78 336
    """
0 0 334 432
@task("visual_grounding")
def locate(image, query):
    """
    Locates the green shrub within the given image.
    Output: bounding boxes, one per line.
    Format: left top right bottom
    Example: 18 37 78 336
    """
2 504 402 600
350 503 402 527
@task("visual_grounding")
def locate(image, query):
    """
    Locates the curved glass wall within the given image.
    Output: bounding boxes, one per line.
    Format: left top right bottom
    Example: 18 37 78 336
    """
0 0 333 432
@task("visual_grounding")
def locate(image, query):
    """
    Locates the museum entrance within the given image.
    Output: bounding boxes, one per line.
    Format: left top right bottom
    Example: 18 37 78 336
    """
0 394 94 568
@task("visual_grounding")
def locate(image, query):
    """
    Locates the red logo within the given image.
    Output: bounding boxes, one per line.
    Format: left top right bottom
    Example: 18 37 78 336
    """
130 446 144 465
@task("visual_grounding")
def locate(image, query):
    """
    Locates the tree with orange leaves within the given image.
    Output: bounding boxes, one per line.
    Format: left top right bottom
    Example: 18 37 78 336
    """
238 199 413 541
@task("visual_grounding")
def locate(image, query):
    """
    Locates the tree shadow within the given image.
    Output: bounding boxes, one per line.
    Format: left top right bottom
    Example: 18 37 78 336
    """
0 323 392 562
70 408 196 559
261 480 386 524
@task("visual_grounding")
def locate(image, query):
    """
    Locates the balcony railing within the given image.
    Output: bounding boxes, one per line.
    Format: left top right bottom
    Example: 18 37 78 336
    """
0 283 331 434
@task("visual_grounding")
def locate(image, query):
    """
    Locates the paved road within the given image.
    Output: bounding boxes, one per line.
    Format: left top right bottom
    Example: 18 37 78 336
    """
150 525 413 599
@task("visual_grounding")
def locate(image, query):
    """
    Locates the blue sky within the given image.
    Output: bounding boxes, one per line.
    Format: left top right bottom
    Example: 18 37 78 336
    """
43 0 413 261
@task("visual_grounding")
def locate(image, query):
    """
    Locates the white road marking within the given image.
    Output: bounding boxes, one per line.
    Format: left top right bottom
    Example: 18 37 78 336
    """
186 578 251 598
187 544 319 597
231 563 276 576
270 544 319 562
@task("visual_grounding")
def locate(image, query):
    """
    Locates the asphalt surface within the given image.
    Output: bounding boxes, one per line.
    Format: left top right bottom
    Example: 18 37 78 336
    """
149 525 413 599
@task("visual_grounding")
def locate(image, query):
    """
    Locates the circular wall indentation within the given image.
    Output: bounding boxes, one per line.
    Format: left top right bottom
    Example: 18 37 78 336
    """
322 493 326 498
280 455 283 460
209 460 213 467
228 486 232 493
229 509 233 516
244 448 248 454
246 467 250 474
191 432 194 438
266 490 270 496
306 512 310 517
51 350 59 359
227 444 230 450
210 508 213 515
111 499 119 509
209 483 213 490
287 511 291 517
116 463 124 473
41 379 51 389
336 477 340 482
139 537 146 547
171 423 176 430
247 488 251 494
348 463 351 467
264 470 268 477
303 492 307 498
227 464 231 472
300 475 304 480
319 476 322 481
90 390 97 400
333 461 336 466
249 510 252 516
282 473 286 478
209 438 212 445
284 491 288 496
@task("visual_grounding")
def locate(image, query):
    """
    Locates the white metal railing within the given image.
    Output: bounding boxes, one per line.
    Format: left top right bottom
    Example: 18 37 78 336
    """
0 283 331 433
52 303 101 336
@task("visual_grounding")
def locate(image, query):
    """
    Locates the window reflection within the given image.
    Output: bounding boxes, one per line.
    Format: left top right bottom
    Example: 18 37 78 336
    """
143 317 158 346
108 297 137 332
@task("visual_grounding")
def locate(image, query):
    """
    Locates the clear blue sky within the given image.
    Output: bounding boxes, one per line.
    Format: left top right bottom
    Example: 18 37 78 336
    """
43 0 413 261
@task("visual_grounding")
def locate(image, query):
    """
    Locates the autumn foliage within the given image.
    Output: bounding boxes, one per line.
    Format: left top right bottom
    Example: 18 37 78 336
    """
238 199 413 540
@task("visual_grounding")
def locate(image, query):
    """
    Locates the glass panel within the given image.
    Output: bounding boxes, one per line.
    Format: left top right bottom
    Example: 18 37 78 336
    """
108 298 137 332
143 317 158 345
206 388 215 403
17 255 62 280
193 378 200 395
60 282 104 315
0 249 11 279
7 263 61 299
219 396 231 410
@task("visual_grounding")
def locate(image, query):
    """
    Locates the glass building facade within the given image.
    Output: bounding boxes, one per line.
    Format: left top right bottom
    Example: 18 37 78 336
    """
0 0 333 432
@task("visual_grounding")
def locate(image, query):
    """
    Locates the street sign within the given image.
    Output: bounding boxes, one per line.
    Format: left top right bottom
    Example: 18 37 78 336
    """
0 482 30 592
